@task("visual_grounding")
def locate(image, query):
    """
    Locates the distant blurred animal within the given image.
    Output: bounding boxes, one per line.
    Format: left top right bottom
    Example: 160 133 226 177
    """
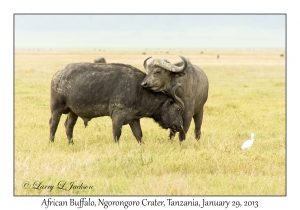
217 55 219 59
280 54 284 57
241 133 255 150
94 57 106 63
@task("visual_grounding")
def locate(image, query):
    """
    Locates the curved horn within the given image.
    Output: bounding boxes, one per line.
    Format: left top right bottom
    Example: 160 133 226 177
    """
169 55 188 73
171 83 184 112
143 56 152 73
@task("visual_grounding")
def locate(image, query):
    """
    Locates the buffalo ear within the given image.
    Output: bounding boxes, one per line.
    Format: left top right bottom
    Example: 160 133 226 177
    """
172 72 186 78
166 99 174 107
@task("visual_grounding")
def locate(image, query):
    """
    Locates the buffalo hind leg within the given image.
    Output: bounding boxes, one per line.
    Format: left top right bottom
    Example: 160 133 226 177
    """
49 105 64 142
64 111 78 145
129 119 143 144
193 109 204 140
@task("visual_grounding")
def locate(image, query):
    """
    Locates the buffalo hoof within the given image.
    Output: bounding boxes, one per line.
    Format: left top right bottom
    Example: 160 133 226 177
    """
179 131 186 142
195 131 201 140
68 139 74 145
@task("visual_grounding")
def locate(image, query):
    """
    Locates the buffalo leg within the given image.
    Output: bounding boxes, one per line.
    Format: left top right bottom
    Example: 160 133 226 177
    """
179 113 193 141
193 108 204 140
49 105 64 142
64 111 78 144
111 113 125 143
129 119 143 144
169 129 176 139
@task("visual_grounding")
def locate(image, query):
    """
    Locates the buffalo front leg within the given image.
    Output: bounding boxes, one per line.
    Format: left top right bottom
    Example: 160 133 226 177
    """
111 113 125 143
49 106 64 142
169 129 176 139
193 108 204 140
179 112 193 142
129 119 143 144
64 111 78 144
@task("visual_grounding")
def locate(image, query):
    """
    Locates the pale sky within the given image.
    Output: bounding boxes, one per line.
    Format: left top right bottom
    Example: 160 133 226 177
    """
15 14 285 49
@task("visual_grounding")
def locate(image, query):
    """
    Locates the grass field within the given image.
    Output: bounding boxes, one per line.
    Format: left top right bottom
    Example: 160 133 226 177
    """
14 49 285 195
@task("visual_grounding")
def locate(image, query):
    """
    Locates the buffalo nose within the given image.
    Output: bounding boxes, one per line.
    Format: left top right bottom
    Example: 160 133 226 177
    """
141 82 147 87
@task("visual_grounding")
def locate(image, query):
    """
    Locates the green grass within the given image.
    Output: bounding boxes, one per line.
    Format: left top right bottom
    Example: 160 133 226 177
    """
14 50 285 195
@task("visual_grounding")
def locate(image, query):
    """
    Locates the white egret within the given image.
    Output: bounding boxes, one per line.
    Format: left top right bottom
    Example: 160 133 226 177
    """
241 133 255 150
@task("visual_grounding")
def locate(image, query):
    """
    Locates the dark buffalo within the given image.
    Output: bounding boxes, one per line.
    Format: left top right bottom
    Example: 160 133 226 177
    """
141 55 209 141
94 57 106 63
49 63 183 144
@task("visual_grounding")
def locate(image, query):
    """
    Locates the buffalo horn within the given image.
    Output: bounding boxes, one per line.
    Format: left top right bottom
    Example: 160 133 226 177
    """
170 55 188 73
155 55 188 73
143 56 152 73
171 83 184 112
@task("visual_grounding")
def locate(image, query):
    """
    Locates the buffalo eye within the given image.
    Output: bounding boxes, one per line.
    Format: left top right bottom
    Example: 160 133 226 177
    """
177 108 181 112
154 70 161 75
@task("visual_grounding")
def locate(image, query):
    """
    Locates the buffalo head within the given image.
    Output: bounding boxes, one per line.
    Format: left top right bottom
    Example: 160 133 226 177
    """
156 97 184 133
141 55 188 91
141 55 188 111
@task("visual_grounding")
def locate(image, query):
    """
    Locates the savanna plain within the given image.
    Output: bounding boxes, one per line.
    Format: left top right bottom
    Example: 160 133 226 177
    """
14 49 285 195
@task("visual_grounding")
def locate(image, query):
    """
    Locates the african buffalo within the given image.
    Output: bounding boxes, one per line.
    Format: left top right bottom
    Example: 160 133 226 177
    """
94 57 106 63
49 63 183 144
141 55 209 141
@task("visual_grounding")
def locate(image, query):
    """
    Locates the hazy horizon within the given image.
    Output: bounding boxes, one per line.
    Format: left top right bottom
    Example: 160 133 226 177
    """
15 14 286 50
